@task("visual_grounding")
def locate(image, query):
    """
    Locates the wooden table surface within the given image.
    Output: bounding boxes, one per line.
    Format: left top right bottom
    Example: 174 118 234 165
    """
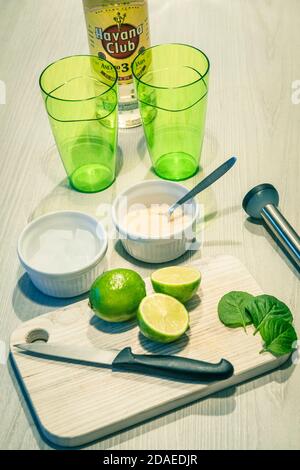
0 0 299 450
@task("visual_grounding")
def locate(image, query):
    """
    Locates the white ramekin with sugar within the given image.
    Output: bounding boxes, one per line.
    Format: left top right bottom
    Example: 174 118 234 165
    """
17 211 108 298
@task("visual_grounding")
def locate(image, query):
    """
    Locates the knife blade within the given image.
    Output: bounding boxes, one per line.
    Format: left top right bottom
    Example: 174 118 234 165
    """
15 343 234 382
16 342 119 366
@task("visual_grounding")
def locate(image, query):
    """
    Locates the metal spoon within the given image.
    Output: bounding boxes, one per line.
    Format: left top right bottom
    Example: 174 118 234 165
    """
168 156 237 218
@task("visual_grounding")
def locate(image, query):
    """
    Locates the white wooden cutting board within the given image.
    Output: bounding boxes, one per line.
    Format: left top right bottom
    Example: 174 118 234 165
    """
10 255 288 447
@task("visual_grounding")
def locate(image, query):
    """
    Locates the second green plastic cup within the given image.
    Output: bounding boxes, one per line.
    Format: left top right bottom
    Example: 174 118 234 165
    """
132 44 210 181
39 55 118 193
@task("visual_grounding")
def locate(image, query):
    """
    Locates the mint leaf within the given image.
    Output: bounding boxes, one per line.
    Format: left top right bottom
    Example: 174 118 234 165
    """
260 318 297 356
246 294 293 335
218 291 254 332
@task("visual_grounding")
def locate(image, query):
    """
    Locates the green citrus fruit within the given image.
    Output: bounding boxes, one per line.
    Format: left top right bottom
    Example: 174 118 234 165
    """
151 266 201 303
89 268 146 322
137 293 189 343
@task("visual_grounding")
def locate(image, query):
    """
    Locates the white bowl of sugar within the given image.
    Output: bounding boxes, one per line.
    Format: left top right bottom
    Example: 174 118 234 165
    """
17 211 107 298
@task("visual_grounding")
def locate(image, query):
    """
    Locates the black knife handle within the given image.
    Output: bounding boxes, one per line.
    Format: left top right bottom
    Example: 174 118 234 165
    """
113 347 234 382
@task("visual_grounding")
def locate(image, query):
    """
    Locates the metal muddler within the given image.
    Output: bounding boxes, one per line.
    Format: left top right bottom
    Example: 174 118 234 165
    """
243 183 300 268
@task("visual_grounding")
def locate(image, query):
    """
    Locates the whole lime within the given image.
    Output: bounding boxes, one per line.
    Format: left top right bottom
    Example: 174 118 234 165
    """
89 268 146 322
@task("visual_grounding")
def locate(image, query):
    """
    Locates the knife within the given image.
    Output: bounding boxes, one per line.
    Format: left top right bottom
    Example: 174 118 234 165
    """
15 343 234 382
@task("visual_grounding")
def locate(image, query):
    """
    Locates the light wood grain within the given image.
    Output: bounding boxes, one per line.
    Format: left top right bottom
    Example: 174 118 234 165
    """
0 0 299 450
10 256 287 447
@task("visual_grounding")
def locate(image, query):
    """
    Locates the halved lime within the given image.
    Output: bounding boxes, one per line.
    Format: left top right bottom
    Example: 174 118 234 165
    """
151 266 201 303
137 293 189 343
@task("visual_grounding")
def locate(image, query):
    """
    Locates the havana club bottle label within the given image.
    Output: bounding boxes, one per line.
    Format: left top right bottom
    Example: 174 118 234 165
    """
84 1 150 86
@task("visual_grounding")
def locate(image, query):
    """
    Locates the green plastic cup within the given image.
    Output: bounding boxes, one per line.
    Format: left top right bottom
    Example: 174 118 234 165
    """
132 44 209 181
39 55 118 192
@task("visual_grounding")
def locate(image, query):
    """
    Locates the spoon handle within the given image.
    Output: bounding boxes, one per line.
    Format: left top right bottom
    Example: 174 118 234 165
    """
170 156 237 213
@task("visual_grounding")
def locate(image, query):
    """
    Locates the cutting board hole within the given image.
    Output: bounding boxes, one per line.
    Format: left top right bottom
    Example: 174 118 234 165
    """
26 329 49 344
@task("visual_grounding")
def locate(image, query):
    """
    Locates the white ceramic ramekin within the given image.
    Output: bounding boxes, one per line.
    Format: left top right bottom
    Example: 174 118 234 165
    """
112 180 199 263
17 211 108 298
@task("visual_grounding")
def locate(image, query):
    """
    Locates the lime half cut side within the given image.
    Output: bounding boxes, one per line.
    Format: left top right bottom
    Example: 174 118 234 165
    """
151 266 201 304
138 293 189 343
